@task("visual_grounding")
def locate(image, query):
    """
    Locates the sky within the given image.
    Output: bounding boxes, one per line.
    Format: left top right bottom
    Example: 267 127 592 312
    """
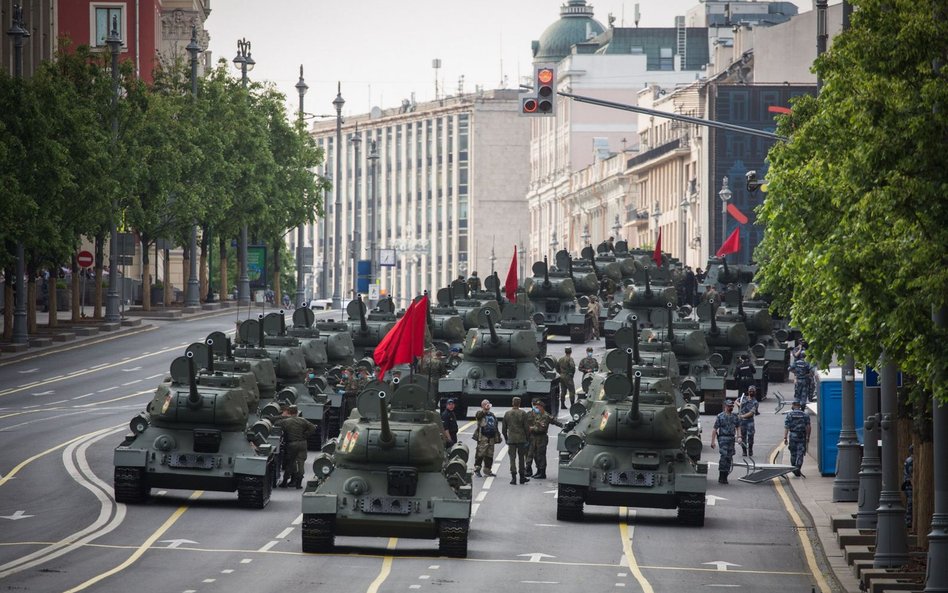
205 0 813 119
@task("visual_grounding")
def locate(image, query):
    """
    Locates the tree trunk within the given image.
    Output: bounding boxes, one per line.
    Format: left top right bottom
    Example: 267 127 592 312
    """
219 236 228 303
94 234 104 319
27 268 36 334
916 436 933 548
182 245 189 305
48 275 58 328
3 267 13 340
273 239 282 308
163 248 171 305
71 255 80 323
199 226 209 303
141 235 151 312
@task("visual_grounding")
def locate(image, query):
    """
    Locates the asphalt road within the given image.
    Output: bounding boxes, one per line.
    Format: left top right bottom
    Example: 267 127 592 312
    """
0 318 827 593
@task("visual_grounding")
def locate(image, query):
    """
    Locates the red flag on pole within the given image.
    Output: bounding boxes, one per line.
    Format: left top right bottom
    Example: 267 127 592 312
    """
716 228 741 257
652 228 663 267
504 246 518 302
374 295 428 379
409 295 428 359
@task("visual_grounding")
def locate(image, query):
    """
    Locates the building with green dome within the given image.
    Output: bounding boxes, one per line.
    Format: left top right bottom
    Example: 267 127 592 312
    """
531 0 605 63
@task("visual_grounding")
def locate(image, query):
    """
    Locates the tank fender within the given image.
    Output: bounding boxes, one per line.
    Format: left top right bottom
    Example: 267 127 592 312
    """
302 492 338 514
433 498 471 519
114 447 147 468
675 472 708 493
234 454 268 476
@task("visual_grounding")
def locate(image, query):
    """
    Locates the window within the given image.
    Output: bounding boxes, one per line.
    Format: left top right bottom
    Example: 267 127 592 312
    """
91 4 126 48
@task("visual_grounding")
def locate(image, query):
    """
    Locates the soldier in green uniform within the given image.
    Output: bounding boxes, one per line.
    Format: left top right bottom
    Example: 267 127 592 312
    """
525 399 563 480
578 347 599 374
502 397 531 485
275 405 316 488
467 271 481 293
556 348 577 407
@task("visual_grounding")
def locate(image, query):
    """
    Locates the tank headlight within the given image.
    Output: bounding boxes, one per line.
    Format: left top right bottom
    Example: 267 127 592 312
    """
468 366 483 380
153 434 176 451
311 452 335 478
593 452 616 470
565 433 585 455
343 475 368 495
130 412 150 435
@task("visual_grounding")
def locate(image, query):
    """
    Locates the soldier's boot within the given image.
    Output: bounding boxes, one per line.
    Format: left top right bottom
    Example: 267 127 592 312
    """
740 443 748 456
279 474 290 488
474 467 482 477
718 471 728 484
519 474 530 484
569 395 575 407
523 467 533 477
293 474 304 489
560 398 566 408
483 463 494 477
510 475 517 485
747 445 754 457
534 471 547 480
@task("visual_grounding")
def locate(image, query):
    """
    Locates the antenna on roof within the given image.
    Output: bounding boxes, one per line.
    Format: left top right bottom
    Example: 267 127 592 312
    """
635 3 641 27
432 58 442 101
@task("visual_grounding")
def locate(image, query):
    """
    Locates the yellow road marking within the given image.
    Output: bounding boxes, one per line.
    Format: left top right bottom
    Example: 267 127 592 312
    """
0 326 156 368
458 420 476 433
771 443 831 593
61 491 202 593
619 507 654 593
366 537 398 593
0 425 123 487
0 342 180 398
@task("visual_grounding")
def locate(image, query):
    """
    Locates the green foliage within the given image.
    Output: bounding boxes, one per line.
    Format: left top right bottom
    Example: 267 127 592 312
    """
755 0 948 404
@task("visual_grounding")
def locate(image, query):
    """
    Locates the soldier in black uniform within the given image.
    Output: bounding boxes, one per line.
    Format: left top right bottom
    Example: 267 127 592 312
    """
441 398 459 446
734 355 757 401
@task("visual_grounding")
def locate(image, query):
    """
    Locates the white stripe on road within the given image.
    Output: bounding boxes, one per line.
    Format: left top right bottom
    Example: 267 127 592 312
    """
276 528 293 539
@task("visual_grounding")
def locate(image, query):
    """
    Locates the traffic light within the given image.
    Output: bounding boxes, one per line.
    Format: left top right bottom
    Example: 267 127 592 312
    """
519 64 556 117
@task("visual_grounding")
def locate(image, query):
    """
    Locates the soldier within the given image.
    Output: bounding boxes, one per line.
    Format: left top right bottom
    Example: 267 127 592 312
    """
710 399 742 484
902 445 914 528
467 271 481 293
556 347 577 408
441 398 459 446
578 347 599 374
587 297 601 339
789 352 814 406
473 399 501 477
783 400 811 476
734 355 757 401
274 405 316 488
525 398 563 480
501 396 531 485
738 386 758 457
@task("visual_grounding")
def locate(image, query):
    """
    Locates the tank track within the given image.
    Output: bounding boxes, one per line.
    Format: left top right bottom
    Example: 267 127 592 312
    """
301 513 335 553
236 462 272 509
556 485 585 521
437 519 469 558
113 466 149 503
676 493 706 526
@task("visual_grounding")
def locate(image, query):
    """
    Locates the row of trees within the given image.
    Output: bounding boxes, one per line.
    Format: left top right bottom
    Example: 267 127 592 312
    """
1 43 329 337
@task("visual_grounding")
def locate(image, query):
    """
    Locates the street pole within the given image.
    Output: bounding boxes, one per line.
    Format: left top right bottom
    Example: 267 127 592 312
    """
295 65 308 309
350 130 361 299
332 83 345 310
368 139 379 302
926 305 948 592
233 39 254 307
184 26 201 309
833 355 861 501
874 358 909 568
856 378 882 529
718 177 732 252
105 17 122 323
816 0 828 93
7 3 29 343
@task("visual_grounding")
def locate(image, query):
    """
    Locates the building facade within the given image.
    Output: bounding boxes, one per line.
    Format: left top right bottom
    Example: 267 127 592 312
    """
307 89 530 308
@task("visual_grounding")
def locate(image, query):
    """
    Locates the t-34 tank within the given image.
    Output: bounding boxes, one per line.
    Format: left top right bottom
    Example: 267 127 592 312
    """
603 268 679 348
525 257 594 343
437 305 556 419
114 352 276 508
301 381 473 556
720 286 790 383
695 299 766 404
429 287 468 345
346 297 397 360
556 340 707 525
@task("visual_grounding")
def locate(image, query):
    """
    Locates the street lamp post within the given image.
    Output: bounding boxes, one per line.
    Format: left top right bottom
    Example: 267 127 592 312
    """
368 140 380 299
718 176 732 250
7 3 30 343
611 214 621 242
652 202 661 243
489 247 497 276
295 65 308 309
581 225 590 248
233 38 255 307
183 27 201 309
105 17 122 323
679 196 690 265
518 242 526 286
331 83 345 310
549 231 558 261
349 130 361 298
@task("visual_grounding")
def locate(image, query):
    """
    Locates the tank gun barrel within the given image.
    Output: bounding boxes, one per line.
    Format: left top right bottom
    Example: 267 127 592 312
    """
447 286 454 307
359 298 368 333
484 309 499 345
425 291 434 327
666 305 675 341
377 391 394 447
186 353 202 410
632 319 641 364
709 300 719 335
567 257 574 282
644 269 653 298
258 314 265 346
628 373 641 423
493 272 502 303
543 256 551 288
737 285 746 321
280 311 286 335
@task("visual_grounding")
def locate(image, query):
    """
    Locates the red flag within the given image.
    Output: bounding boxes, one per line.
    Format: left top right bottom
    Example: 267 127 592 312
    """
652 228 663 267
716 228 741 257
727 203 749 225
504 245 518 302
374 296 428 378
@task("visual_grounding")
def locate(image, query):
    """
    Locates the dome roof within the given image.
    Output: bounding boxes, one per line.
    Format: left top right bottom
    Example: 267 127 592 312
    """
532 0 605 63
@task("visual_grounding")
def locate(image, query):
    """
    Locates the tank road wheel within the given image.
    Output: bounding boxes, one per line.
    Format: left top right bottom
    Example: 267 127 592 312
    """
236 467 272 509
302 513 336 553
114 467 149 503
557 485 585 521
438 519 469 558
677 493 706 527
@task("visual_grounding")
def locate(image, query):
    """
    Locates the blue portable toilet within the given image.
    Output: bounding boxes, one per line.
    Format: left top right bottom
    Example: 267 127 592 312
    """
816 367 865 476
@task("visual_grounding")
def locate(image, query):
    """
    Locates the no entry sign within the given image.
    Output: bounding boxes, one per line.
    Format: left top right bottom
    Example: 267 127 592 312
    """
77 250 94 268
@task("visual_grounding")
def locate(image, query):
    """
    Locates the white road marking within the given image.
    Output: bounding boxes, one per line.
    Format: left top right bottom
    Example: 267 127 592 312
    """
471 503 480 517
257 540 280 552
184 590 196 593
22 405 40 409
97 386 119 393
48 400 67 405
615 584 627 588
73 394 94 400
617 573 627 577
475 491 487 502
90 363 109 369
18 369 38 374
409 586 420 590
202 579 215 583
534 523 559 527
419 575 430 579
276 527 293 539
121 380 141 386
221 569 233 574
483 476 494 489
428 565 439 569
0 511 34 521
703 561 741 572
145 374 163 380
519 553 555 563
705 495 728 506
291 514 303 525
240 559 252 564
706 586 741 588
31 391 55 396
522 582 559 585
121 366 141 372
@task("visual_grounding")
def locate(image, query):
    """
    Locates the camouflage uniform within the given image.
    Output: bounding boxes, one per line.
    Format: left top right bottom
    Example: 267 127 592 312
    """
473 409 501 476
556 353 577 407
525 405 563 479
713 409 740 479
587 299 601 339
578 354 599 374
789 358 814 405
737 394 758 456
275 414 316 487
502 404 531 482
784 407 811 474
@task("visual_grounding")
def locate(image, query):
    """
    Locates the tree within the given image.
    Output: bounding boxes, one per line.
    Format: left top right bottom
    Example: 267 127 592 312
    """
755 0 948 405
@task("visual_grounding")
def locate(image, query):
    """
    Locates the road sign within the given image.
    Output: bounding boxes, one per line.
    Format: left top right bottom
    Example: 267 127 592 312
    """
368 282 380 301
77 250 94 268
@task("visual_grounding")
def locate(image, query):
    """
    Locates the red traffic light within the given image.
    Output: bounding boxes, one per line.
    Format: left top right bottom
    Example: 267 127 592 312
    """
537 68 554 85
522 98 538 113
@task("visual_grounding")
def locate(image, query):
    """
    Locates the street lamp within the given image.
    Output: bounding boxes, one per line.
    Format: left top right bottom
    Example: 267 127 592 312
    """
393 234 429 302
7 3 30 343
105 16 122 323
295 65 308 309
489 247 497 275
611 214 621 241
367 139 380 297
349 129 362 299
518 242 526 285
679 195 690 265
549 230 558 260
718 176 732 250
233 38 254 307
331 83 345 310
183 26 201 309
652 202 661 243
581 225 590 247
